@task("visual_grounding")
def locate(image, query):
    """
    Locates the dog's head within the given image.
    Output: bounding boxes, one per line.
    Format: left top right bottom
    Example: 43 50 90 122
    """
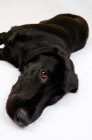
6 44 78 127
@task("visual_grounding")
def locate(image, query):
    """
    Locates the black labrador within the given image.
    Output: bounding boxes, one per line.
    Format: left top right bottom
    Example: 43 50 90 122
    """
0 14 89 127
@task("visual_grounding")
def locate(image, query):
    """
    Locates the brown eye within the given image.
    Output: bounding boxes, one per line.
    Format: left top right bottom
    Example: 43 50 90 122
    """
41 70 48 79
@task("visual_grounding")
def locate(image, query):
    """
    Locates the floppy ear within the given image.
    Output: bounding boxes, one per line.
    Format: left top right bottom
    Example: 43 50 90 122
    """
65 58 78 93
19 45 54 71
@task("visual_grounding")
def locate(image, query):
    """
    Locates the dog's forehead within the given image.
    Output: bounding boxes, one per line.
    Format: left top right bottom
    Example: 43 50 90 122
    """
39 55 59 70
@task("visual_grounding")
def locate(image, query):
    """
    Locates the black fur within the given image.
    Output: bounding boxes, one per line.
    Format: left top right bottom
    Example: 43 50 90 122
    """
0 14 89 126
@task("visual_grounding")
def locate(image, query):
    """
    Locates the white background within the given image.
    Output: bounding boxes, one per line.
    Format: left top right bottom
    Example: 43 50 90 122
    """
0 0 92 140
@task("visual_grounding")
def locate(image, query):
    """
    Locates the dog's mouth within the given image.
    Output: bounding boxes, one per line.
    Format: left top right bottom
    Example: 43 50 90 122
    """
6 106 44 127
14 109 40 127
14 107 45 127
6 95 47 127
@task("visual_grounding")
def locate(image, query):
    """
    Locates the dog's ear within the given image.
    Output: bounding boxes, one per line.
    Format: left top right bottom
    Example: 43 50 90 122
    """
65 58 78 93
19 46 54 71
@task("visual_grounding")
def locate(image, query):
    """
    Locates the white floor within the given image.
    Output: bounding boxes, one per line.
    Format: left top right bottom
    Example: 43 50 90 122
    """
0 0 92 140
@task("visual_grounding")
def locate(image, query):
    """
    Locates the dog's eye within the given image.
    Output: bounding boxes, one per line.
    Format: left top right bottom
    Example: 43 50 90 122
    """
41 70 48 79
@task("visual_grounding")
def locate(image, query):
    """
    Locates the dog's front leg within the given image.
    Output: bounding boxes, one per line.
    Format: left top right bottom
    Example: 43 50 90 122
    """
0 49 4 60
0 32 6 60
0 32 6 45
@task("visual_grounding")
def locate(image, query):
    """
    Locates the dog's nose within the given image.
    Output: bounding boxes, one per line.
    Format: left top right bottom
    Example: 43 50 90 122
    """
14 109 29 127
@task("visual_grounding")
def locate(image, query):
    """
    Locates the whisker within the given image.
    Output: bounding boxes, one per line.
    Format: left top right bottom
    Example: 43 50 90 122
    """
38 117 48 124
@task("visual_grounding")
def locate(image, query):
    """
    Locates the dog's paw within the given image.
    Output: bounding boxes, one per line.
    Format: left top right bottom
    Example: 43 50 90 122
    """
71 87 78 93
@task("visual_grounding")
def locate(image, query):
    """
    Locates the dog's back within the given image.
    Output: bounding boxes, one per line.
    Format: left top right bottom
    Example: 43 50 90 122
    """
0 14 89 66
40 14 89 52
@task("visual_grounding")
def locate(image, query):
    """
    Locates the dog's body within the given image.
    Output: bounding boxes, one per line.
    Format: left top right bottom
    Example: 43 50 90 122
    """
0 14 88 126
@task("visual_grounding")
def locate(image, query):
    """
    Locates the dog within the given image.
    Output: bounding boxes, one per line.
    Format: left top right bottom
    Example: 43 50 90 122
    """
0 14 89 127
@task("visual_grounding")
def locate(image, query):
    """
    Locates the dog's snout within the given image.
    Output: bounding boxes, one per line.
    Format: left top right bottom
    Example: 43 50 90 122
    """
14 109 29 127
